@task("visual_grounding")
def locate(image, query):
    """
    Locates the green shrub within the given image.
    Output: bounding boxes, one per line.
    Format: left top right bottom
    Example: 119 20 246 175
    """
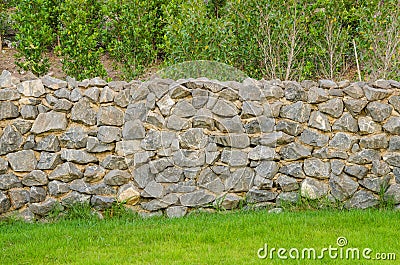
102 0 163 80
58 0 106 80
13 0 56 76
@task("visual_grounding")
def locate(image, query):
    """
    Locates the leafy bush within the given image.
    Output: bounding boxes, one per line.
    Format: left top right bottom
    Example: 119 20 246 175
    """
58 0 106 80
13 0 56 76
101 0 163 80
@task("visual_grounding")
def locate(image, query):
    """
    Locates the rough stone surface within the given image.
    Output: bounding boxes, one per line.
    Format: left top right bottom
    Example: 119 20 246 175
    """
330 174 359 201
31 111 68 134
301 178 329 199
6 150 37 172
344 190 379 209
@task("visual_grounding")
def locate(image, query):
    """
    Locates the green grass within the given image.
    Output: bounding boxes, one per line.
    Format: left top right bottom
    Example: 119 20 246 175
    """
0 209 399 264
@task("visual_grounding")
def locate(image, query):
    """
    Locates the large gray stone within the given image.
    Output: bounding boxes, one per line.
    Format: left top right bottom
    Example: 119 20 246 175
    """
125 102 148 121
122 120 145 140
332 113 358 132
319 98 343 118
358 117 381 134
91 196 116 211
344 190 379 209
0 125 23 155
283 81 306 102
211 134 250 149
155 167 183 183
17 79 45 97
246 188 278 203
344 165 369 179
255 161 279 179
308 111 331 131
104 170 131 186
248 145 276 161
0 70 13 88
179 128 207 149
343 99 368 116
307 87 329 103
37 152 62 170
31 111 68 134
221 150 248 167
86 137 114 153
97 106 124 126
48 180 70 196
181 189 216 207
84 165 106 183
215 116 244 133
239 84 262 101
343 83 364 98
225 167 255 192
97 126 121 143
299 128 329 147
363 85 391 101
275 120 304 136
359 176 390 193
70 98 97 125
173 150 205 168
0 173 21 190
359 134 388 149
389 96 400 113
365 102 393 122
59 127 88 149
279 142 311 161
348 149 380 164
330 174 359 201
384 184 400 204
0 102 19 120
144 181 165 199
35 135 61 152
29 198 58 216
276 175 299 191
41 75 67 90
241 101 263 118
0 88 20 101
141 130 161 150
7 150 37 172
101 155 128 170
22 170 48 186
383 152 400 167
211 99 238 117
301 178 329 199
389 136 400 151
383 117 400 135
259 131 294 147
29 186 46 203
166 206 188 218
329 132 356 151
371 160 391 176
61 149 98 164
9 188 30 209
133 164 155 189
171 100 196 118
279 162 306 179
48 162 83 182
61 191 91 207
280 102 311 123
303 158 330 179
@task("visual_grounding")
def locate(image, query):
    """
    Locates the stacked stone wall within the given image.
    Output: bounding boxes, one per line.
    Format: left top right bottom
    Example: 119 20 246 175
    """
0 69 400 219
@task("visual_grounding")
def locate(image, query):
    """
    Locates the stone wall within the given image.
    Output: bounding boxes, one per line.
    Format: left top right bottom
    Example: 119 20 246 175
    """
0 69 400 220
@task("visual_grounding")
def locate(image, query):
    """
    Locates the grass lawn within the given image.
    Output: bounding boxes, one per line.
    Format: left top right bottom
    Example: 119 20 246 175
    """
0 209 399 264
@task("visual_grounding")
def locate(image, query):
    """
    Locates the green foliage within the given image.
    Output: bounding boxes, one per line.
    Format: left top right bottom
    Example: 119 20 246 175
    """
58 0 106 80
13 0 56 75
102 0 162 80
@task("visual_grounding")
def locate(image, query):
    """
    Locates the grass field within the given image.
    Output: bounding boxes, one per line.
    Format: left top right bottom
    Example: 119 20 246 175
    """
0 209 399 265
